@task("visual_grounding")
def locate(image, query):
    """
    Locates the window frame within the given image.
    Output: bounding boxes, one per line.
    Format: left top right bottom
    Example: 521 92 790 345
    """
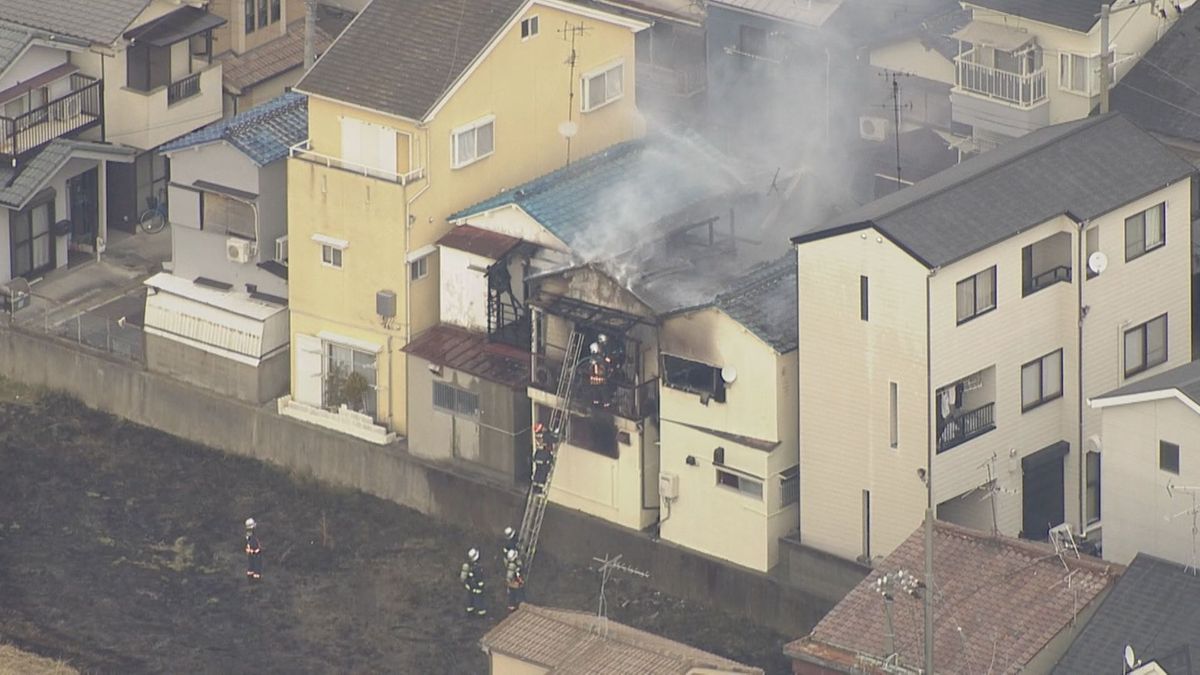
1124 202 1166 262
860 275 869 321
889 381 898 449
1085 227 1099 279
716 468 763 500
1020 348 1064 412
321 244 343 268
1160 440 1180 475
1085 450 1101 524
410 254 429 281
520 15 539 40
258 0 269 29
450 115 495 170
245 0 255 34
1058 52 1097 95
1124 314 1168 377
955 266 997 325
432 381 479 418
581 61 624 113
270 0 281 23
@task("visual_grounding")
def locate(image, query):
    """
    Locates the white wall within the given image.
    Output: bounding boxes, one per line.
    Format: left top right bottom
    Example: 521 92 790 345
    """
439 246 492 331
0 45 69 92
457 206 570 253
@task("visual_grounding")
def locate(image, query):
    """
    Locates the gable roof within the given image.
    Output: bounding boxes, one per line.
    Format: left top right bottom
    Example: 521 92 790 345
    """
714 254 798 353
785 521 1120 674
708 0 843 27
793 114 1195 268
0 139 137 209
0 22 38 76
160 92 308 167
1054 554 1200 674
1110 5 1200 144
482 604 763 674
1090 359 1200 409
0 0 150 44
963 0 1107 33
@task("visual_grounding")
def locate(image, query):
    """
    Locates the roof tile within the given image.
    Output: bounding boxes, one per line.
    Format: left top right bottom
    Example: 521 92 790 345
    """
0 0 150 44
160 92 307 166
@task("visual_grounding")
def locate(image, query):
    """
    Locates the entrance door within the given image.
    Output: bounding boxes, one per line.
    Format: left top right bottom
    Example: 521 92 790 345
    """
68 168 99 248
1022 440 1068 540
10 199 55 279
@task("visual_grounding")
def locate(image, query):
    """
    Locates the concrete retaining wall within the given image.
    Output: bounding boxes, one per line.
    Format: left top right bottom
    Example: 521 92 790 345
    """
0 325 860 635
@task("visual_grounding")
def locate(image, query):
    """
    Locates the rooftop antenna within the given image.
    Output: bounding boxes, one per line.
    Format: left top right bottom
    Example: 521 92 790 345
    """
872 570 923 666
974 452 1017 536
878 71 912 193
591 554 649 638
558 21 592 167
1165 481 1200 574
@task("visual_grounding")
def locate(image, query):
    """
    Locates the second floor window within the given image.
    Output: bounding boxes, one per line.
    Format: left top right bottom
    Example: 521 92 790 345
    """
451 116 495 169
956 266 996 324
321 244 343 268
1021 349 1063 411
1125 202 1165 262
521 16 539 39
245 0 255 33
582 63 623 112
1125 314 1167 377
1058 53 1096 95
410 255 429 281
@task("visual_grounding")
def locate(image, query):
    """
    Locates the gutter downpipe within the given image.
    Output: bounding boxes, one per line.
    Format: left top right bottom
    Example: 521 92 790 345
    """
400 125 430 434
924 266 936 675
1074 215 1088 536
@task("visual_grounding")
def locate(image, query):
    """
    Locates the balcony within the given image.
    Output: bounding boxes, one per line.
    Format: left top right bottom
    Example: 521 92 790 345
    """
937 402 995 453
532 343 658 421
289 140 426 185
1022 232 1073 296
167 72 201 104
0 74 102 160
955 58 1046 109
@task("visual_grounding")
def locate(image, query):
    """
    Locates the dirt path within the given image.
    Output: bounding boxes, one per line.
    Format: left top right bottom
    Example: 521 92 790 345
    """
0 392 793 673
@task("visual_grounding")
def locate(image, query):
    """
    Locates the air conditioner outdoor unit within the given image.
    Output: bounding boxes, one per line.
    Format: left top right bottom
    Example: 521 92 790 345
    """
658 472 679 500
859 115 889 142
274 235 289 263
227 237 255 264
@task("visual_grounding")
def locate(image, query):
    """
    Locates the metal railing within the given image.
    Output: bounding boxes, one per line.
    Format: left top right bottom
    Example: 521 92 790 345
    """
288 139 426 184
0 75 102 158
531 344 657 420
639 62 707 98
167 72 201 104
937 402 995 453
955 58 1047 108
1025 265 1072 296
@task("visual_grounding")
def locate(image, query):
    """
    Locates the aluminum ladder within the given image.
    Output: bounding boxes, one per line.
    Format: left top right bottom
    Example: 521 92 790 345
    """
517 328 586 572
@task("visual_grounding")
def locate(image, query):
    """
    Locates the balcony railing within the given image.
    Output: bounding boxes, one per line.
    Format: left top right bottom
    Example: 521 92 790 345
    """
955 58 1046 109
289 139 426 185
531 346 657 420
937 402 995 453
167 72 201 104
1024 265 1072 296
639 62 707 98
0 74 102 159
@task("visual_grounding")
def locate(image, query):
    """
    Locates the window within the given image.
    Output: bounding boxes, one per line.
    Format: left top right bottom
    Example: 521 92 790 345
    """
271 0 281 23
662 354 726 403
860 275 869 321
1085 451 1100 524
862 489 871 561
1125 202 1165 262
717 468 763 500
258 0 269 28
1125 314 1168 377
582 63 623 112
321 244 342 268
738 24 766 57
432 381 479 417
1161 440 1180 475
245 0 255 34
451 117 495 169
521 16 538 39
201 191 255 239
1086 227 1099 279
781 466 799 507
1058 52 1096 94
1021 349 1063 411
889 382 898 448
956 266 996 324
324 343 377 417
409 255 429 281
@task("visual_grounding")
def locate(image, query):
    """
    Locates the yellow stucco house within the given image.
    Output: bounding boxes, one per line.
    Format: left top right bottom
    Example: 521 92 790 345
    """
280 0 646 441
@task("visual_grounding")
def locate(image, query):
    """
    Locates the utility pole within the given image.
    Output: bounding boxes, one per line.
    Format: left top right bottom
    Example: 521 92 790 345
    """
1099 0 1169 114
304 0 317 71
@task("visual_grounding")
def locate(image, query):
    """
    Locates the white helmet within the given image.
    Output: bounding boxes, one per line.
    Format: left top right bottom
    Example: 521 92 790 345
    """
245 518 256 530
468 548 480 562
589 342 601 355
503 526 515 539
506 549 519 562
597 333 609 345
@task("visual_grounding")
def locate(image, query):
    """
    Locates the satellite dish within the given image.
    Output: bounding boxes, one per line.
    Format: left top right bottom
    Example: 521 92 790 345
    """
1125 645 1137 670
721 366 737 384
1088 251 1109 276
557 120 578 139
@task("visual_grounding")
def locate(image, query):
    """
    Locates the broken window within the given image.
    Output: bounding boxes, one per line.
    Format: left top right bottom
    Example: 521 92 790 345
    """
662 354 725 403
536 406 618 458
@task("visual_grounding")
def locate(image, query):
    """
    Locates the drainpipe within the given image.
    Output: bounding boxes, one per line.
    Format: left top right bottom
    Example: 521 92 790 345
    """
1075 216 1087 535
923 268 935 675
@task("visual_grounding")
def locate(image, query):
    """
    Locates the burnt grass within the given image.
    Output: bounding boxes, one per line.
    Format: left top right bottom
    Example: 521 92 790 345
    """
0 393 794 674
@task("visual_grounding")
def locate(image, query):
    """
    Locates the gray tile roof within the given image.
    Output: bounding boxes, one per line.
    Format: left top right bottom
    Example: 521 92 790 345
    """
0 23 36 75
1054 554 1200 674
1092 358 1200 406
160 92 307 166
1111 5 1200 144
0 139 137 208
964 0 1106 33
0 0 150 44
296 0 526 121
715 254 797 353
794 114 1196 268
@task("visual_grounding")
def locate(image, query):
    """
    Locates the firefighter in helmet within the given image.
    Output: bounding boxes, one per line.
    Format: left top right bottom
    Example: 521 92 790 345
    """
459 548 487 617
588 341 610 407
501 526 518 564
244 518 263 582
532 422 555 494
504 548 526 612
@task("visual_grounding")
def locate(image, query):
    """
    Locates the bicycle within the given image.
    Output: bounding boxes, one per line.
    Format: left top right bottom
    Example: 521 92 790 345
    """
139 191 168 234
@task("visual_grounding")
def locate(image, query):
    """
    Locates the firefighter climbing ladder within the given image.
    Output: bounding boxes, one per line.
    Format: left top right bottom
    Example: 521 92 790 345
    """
517 328 586 572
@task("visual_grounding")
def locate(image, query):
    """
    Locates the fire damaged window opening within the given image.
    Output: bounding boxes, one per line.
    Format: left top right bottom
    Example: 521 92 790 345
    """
662 354 725 404
537 405 618 458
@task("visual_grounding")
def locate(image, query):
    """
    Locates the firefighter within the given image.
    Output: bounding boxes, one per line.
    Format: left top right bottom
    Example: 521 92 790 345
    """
501 526 518 564
588 341 610 407
599 333 625 372
504 548 526 612
459 548 487 617
532 423 555 494
244 518 263 583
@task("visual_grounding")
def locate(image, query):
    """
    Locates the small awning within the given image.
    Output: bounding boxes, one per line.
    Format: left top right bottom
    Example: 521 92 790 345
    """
951 21 1034 52
125 7 227 48
193 179 257 202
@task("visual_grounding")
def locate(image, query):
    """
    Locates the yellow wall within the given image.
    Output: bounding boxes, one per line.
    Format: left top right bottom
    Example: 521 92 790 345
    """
289 1 643 435
490 652 549 675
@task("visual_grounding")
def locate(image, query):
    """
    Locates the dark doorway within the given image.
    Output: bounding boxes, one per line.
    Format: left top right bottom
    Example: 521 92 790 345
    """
106 161 138 233
68 168 99 248
1021 440 1068 540
10 195 56 279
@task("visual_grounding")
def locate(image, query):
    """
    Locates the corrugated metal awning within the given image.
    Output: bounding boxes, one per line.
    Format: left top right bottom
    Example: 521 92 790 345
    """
951 21 1034 52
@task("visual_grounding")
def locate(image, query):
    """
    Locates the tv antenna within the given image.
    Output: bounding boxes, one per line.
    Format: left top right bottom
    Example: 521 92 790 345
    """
591 554 649 637
558 21 592 167
872 569 924 666
974 452 1016 536
874 71 913 193
1165 481 1200 574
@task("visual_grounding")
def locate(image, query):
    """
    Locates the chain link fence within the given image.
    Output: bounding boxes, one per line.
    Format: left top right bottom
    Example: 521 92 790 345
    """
52 311 145 362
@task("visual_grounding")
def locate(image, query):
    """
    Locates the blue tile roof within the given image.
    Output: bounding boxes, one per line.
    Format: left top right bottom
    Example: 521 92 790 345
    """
451 134 743 249
160 92 307 166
